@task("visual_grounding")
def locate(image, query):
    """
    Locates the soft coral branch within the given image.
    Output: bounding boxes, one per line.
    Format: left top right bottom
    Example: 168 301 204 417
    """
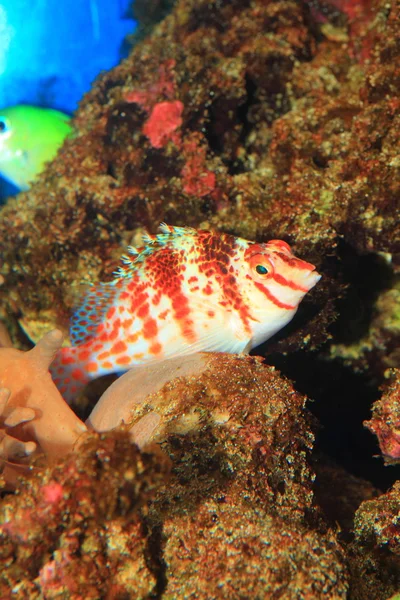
0 328 166 489
0 330 87 488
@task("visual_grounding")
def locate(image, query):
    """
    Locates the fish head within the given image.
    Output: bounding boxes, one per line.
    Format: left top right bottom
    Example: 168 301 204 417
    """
239 238 321 348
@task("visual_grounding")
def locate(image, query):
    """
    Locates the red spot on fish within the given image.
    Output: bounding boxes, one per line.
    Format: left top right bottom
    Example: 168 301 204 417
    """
111 341 128 354
122 318 133 328
86 362 98 373
71 368 85 381
152 291 162 305
116 355 131 366
138 304 150 319
149 342 162 355
61 355 75 365
143 318 158 340
109 329 118 341
107 307 116 319
77 349 90 361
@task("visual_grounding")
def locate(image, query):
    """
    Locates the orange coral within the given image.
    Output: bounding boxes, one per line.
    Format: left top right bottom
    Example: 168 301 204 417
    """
0 330 87 488
0 328 169 489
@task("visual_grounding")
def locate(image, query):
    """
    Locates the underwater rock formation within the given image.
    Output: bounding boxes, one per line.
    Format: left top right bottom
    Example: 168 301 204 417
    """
0 431 170 598
1 354 349 598
365 369 400 464
351 479 400 600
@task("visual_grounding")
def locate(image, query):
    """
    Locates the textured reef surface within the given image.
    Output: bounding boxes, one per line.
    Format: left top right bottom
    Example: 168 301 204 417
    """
1 0 400 597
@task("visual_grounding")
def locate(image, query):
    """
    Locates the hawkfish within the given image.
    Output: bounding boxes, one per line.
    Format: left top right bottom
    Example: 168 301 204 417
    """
51 224 321 403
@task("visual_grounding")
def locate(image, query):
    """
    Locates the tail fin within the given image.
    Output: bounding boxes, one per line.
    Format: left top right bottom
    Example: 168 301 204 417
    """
50 346 91 405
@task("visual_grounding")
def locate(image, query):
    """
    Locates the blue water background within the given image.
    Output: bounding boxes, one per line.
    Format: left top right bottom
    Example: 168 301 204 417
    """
0 0 137 200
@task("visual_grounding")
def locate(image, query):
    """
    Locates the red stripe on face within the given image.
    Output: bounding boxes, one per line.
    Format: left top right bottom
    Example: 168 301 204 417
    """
272 273 308 292
254 281 296 310
275 252 316 271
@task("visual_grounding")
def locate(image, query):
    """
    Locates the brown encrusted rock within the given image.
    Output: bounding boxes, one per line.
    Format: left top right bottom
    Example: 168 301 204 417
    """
0 353 350 598
365 369 400 464
121 352 349 597
354 481 400 554
349 482 400 600
130 353 317 521
0 431 170 599
161 499 347 600
329 260 400 376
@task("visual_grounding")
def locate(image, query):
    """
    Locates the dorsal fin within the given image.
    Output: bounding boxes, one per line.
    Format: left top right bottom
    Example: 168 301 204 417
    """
70 281 121 346
70 224 196 345
113 223 196 281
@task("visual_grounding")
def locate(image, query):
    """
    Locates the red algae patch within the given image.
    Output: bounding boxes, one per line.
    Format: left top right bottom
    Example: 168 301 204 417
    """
142 100 184 148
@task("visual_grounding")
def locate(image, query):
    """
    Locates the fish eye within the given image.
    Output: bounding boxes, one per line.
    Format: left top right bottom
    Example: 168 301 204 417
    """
255 264 269 275
0 117 10 134
249 253 274 279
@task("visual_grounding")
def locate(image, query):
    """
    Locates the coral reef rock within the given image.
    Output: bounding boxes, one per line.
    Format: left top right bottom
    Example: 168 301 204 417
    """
137 353 349 598
365 369 400 464
1 354 349 598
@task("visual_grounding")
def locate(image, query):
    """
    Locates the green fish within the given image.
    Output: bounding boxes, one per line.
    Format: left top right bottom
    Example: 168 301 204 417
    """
0 105 72 191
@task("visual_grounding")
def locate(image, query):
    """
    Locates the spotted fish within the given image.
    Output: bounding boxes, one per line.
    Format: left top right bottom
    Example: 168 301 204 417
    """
51 224 321 402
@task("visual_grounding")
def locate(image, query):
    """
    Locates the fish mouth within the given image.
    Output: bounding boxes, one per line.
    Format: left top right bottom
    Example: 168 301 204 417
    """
304 269 321 291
